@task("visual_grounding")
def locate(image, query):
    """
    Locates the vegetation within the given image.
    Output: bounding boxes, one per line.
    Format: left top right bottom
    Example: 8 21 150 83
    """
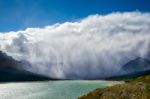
78 74 150 99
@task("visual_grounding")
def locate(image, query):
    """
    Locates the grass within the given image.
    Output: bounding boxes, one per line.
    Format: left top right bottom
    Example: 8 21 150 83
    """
78 74 150 99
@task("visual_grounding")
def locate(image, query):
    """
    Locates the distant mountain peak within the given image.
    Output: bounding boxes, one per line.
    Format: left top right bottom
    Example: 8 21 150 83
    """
0 50 52 82
0 51 23 70
120 57 150 74
135 57 143 60
134 57 150 61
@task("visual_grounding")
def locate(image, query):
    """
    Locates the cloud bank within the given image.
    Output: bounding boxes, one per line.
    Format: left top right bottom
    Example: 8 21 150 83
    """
0 12 150 79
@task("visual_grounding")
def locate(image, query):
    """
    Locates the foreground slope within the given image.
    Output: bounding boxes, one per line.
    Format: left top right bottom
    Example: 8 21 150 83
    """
78 74 150 99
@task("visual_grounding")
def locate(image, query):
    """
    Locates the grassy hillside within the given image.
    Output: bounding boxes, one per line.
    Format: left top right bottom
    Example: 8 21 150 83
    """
78 75 150 99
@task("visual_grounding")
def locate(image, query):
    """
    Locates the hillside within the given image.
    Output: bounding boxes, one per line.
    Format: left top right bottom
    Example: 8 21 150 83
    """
120 57 150 74
78 74 150 99
0 51 23 70
0 51 55 82
105 69 150 81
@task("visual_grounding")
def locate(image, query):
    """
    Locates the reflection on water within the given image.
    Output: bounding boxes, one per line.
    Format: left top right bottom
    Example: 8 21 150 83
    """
0 80 118 99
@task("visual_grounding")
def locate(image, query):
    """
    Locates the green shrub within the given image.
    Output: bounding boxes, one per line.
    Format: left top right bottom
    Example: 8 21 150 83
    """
146 84 150 92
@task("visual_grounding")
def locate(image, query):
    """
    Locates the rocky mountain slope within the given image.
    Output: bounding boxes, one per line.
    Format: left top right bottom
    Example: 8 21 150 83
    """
0 51 55 82
120 57 150 74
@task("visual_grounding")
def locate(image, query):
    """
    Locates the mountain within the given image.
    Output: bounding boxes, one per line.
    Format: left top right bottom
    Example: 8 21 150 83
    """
0 51 23 70
102 57 150 81
120 57 150 74
105 69 150 81
0 51 55 82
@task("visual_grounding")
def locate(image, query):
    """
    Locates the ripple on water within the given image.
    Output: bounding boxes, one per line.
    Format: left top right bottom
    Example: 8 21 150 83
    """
0 80 120 99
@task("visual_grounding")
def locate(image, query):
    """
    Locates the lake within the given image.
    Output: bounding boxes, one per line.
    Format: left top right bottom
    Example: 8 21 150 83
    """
0 80 121 99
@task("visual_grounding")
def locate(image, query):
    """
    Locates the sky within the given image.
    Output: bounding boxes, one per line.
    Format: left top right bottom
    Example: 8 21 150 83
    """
0 12 150 78
0 0 150 79
0 0 150 32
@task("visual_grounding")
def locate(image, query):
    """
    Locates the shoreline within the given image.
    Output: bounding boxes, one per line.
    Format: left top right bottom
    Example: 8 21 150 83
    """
0 79 124 84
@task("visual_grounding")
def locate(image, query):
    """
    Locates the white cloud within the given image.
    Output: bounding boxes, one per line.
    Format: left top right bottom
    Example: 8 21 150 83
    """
0 11 150 79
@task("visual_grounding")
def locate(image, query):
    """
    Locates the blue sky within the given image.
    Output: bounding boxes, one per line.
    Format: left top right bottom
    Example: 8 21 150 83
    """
0 0 150 32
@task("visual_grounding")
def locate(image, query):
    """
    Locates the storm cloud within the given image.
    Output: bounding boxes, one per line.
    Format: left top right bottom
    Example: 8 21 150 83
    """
0 12 150 79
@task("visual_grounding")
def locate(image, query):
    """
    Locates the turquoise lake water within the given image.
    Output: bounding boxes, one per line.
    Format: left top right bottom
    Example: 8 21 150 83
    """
0 80 112 99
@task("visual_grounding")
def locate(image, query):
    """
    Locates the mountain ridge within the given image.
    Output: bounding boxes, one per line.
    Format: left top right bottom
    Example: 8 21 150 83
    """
120 57 150 74
0 50 57 82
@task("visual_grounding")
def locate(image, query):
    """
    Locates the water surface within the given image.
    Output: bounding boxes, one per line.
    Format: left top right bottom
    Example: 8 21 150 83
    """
0 80 118 99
